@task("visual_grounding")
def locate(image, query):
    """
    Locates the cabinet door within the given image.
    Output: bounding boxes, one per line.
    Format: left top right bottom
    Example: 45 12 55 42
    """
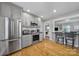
40 34 43 41
0 3 22 18
26 35 32 46
0 40 8 56
22 35 32 48
11 6 22 19
21 36 28 48
1 3 11 17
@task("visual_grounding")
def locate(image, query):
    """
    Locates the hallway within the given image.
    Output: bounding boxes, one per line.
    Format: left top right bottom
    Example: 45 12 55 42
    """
10 39 79 56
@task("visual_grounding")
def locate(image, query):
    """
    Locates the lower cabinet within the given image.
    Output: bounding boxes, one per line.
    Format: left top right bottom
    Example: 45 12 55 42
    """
0 40 8 56
21 35 32 48
40 33 44 41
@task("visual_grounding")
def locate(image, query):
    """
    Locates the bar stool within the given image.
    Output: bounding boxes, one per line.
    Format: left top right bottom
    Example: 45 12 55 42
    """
64 32 75 48
55 32 64 44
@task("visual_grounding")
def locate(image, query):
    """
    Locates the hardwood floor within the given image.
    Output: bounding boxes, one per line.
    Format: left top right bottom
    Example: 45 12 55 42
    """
10 39 79 56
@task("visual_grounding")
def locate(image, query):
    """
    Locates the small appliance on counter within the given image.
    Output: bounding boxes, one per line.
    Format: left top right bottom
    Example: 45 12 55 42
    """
22 30 31 35
55 27 59 31
30 22 38 26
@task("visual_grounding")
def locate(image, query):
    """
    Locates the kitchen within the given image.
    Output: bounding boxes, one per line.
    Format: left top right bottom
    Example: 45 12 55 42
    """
1 2 79 56
0 2 44 56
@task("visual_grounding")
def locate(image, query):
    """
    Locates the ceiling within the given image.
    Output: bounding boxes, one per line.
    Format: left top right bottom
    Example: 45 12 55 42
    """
13 2 79 20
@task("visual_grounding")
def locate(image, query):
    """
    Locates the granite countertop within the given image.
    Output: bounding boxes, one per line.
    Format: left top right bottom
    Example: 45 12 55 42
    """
22 32 42 35
53 31 79 35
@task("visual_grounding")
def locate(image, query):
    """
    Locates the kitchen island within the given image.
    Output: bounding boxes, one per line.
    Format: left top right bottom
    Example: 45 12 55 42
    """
54 31 79 47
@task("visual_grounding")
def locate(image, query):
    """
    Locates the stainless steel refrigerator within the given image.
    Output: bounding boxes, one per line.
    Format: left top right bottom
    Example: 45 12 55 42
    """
0 16 9 55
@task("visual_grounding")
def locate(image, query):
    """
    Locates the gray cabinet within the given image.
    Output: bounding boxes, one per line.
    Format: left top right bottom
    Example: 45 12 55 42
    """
0 2 22 19
22 35 32 48
40 33 43 41
0 3 11 17
11 5 22 19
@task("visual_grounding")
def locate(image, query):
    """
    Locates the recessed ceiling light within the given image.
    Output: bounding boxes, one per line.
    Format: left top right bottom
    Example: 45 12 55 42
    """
27 9 30 12
38 18 41 21
47 26 50 30
41 16 43 18
53 9 56 13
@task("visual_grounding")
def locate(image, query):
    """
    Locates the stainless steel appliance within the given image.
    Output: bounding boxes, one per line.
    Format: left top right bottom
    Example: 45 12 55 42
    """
0 16 9 55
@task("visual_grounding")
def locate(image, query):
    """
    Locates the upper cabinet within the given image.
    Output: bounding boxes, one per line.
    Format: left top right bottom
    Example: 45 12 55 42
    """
11 5 22 19
0 2 23 19
0 3 11 17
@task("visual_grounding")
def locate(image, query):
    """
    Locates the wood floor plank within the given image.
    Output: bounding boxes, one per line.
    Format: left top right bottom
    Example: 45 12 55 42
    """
9 39 79 56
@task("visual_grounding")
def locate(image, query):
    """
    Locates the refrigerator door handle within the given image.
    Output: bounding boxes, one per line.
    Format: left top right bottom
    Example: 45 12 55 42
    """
0 39 8 41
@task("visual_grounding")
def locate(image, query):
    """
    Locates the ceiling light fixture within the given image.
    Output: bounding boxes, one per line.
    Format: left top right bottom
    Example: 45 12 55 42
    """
27 9 30 12
53 9 56 13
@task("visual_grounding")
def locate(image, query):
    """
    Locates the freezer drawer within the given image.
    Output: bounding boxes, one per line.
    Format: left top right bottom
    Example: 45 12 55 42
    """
0 40 8 56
